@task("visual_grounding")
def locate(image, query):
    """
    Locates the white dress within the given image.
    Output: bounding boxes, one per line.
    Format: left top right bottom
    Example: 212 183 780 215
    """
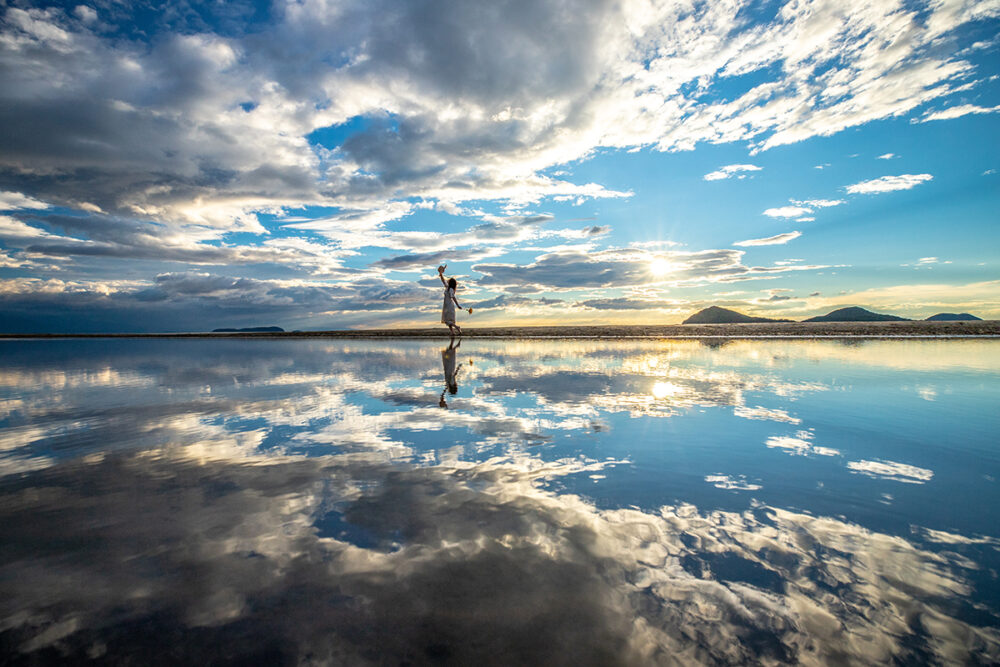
441 287 456 324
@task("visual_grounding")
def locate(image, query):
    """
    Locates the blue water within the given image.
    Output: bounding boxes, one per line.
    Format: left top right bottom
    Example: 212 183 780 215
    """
1 338 998 664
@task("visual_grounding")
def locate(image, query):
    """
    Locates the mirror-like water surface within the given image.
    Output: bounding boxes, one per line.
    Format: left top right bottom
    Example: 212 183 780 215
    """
1 338 999 664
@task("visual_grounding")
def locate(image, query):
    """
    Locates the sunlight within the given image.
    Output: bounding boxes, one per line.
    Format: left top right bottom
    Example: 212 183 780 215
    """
649 258 671 276
651 381 684 399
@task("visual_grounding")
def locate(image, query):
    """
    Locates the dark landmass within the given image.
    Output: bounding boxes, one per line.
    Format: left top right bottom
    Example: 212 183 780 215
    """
683 306 791 324
3 320 999 339
212 326 285 332
925 313 982 321
804 306 908 322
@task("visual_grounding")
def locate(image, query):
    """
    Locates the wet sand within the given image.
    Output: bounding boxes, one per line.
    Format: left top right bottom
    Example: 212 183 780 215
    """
3 320 999 338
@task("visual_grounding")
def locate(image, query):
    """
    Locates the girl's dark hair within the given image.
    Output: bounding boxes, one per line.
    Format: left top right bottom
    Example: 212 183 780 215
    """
448 277 457 289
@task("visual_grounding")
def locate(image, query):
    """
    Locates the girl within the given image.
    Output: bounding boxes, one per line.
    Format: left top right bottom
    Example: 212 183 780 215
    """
437 264 470 336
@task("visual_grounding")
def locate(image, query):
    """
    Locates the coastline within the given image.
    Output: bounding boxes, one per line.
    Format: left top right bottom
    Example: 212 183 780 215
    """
2 320 999 339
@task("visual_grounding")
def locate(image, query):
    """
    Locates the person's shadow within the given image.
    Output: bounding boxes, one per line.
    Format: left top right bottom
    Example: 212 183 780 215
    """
439 338 468 409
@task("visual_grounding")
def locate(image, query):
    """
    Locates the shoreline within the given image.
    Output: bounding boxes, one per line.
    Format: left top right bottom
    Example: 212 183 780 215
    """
2 321 999 339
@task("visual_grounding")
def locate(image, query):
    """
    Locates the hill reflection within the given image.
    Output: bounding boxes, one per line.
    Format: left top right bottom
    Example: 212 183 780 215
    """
1 338 998 663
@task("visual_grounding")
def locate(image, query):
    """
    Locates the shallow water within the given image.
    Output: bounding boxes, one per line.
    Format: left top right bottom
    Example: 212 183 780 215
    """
1 338 998 664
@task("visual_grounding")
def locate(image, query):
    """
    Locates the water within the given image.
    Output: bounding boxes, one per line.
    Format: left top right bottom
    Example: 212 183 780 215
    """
1 338 998 664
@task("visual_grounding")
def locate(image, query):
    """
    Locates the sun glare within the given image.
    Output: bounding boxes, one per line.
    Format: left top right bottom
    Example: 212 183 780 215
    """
649 258 671 276
651 381 684 399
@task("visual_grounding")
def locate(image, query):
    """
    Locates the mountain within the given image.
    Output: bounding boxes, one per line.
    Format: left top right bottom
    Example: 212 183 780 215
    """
682 306 790 324
925 313 982 321
212 326 285 332
804 307 908 322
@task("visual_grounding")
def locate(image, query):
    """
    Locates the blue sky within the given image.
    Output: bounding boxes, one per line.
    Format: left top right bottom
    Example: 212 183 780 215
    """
0 0 998 332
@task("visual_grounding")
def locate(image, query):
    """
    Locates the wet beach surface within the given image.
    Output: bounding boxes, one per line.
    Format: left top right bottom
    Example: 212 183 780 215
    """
1 338 998 664
3 320 1000 339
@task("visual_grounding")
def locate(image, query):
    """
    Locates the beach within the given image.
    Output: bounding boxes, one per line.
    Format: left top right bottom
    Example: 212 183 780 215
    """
3 320 998 338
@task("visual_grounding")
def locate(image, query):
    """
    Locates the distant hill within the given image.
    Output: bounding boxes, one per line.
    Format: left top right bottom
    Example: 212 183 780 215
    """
804 307 908 323
212 326 285 332
925 313 982 321
683 306 791 324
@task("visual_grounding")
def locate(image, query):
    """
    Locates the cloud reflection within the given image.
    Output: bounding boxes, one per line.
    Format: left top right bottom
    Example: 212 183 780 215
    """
1 338 998 662
1 450 997 664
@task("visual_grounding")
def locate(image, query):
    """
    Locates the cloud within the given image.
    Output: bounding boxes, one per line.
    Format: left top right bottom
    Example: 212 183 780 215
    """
2 212 353 276
876 153 896 160
0 0 995 236
703 164 762 181
818 280 1000 318
573 297 683 311
469 294 564 310
1 0 998 331
0 191 50 210
918 104 1000 123
734 231 801 247
369 247 502 271
763 206 812 218
0 272 437 333
791 199 843 208
845 174 933 194
474 247 830 291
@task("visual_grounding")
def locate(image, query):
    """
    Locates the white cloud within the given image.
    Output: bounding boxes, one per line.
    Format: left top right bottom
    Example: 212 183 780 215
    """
792 199 844 208
0 0 998 330
918 104 1000 123
0 192 50 210
0 0 994 235
734 231 801 247
877 153 896 160
845 174 933 194
703 164 762 181
763 206 812 218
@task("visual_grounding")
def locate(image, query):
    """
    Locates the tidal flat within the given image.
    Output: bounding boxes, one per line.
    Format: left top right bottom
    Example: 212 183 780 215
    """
1 338 998 664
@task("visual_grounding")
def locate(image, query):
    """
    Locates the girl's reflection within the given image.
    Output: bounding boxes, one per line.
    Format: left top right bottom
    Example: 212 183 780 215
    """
439 338 466 409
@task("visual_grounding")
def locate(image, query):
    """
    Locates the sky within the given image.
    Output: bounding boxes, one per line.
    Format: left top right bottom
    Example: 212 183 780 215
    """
0 0 998 332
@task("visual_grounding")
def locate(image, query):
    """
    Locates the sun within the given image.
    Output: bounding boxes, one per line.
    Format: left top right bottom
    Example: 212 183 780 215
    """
649 258 671 276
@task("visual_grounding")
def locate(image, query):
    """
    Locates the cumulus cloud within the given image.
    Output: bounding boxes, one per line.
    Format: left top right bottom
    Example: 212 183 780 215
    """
1 0 998 329
703 164 762 181
1 0 995 233
734 231 801 247
845 174 934 194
